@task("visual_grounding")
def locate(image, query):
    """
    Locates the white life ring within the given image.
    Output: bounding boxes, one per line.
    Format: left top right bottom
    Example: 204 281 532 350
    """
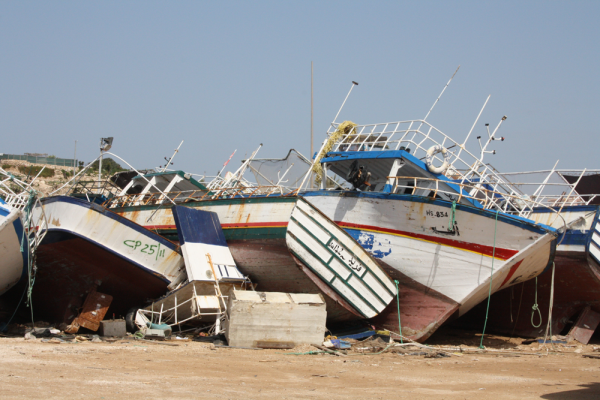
425 145 450 174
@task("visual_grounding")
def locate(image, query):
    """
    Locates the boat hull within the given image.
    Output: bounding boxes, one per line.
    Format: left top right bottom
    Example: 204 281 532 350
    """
0 208 27 297
114 197 363 323
302 191 556 341
458 205 600 338
21 196 185 324
113 191 555 341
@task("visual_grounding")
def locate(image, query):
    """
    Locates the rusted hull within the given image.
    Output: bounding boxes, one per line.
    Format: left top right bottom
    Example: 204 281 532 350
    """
113 192 555 342
458 254 600 338
28 233 173 324
10 196 186 325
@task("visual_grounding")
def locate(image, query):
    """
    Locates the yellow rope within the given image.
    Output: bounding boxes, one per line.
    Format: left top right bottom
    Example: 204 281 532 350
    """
312 121 357 186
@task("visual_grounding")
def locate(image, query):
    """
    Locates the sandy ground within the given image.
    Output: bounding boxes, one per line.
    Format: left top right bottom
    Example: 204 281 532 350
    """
1 329 600 400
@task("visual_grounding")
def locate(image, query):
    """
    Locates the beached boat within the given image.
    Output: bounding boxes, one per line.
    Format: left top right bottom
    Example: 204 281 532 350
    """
288 117 557 340
0 199 27 297
0 168 47 302
103 169 397 323
458 169 600 339
104 114 557 342
22 195 186 324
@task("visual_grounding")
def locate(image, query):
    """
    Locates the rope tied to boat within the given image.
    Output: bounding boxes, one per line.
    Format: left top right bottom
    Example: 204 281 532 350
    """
479 210 499 349
448 200 457 231
394 280 403 344
312 121 357 186
531 276 542 328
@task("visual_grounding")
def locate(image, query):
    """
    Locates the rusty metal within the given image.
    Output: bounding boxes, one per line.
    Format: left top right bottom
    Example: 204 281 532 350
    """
567 305 600 345
65 289 113 333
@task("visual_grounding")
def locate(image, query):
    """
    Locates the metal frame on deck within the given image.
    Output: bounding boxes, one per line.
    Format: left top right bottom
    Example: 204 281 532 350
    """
388 176 567 225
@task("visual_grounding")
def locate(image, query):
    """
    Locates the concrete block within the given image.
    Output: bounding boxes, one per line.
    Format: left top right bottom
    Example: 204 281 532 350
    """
99 319 126 337
224 289 327 349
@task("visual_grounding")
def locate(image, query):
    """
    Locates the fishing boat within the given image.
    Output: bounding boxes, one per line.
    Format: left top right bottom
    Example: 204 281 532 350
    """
0 198 27 297
104 120 557 342
0 168 46 300
103 167 397 323
458 168 600 340
289 114 558 340
22 195 186 324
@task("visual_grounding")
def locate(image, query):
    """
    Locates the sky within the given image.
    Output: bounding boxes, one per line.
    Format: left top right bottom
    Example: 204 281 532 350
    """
1 1 599 177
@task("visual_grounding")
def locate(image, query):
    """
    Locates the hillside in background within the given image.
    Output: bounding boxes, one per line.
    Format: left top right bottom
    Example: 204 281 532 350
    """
1 157 127 197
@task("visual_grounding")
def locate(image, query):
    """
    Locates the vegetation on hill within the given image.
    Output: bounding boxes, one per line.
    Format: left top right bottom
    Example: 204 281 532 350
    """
88 157 127 175
17 165 55 178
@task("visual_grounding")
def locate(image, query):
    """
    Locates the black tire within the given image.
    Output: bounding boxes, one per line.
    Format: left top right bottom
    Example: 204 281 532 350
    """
125 307 139 333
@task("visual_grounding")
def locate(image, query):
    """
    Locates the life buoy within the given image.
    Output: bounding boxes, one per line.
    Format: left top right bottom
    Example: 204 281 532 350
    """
425 145 450 174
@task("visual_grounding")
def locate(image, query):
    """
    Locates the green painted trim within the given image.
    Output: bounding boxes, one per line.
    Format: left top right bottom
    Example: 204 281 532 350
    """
288 239 374 319
287 229 379 316
155 226 287 241
112 195 298 213
293 206 394 301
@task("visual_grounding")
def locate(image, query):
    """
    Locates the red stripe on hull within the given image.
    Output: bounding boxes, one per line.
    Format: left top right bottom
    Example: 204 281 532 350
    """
499 260 524 288
336 221 517 260
143 221 288 231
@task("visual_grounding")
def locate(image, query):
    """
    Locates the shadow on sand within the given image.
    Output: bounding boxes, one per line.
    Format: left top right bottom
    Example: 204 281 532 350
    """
541 383 600 400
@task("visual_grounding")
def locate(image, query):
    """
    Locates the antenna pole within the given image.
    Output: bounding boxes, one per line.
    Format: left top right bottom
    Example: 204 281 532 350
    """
311 61 314 189
331 81 358 128
98 138 103 194
73 140 77 177
161 140 184 172
462 95 490 147
532 159 560 199
423 65 460 121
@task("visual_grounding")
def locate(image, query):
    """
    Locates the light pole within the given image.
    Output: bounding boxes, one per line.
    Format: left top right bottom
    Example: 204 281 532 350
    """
98 137 113 193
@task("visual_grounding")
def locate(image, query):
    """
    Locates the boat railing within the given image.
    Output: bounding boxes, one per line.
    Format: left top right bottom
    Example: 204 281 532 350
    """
69 179 123 199
475 169 600 209
103 184 297 209
388 176 568 223
2 193 31 210
327 119 525 200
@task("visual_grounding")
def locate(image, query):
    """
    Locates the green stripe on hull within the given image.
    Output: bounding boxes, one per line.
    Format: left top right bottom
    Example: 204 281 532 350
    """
154 226 287 241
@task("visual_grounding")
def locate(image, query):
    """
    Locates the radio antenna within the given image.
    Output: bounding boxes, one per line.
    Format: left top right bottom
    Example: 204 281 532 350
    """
423 65 460 121
331 81 359 128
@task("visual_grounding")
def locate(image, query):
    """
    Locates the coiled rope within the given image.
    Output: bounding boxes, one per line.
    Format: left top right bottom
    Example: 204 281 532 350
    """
531 276 542 328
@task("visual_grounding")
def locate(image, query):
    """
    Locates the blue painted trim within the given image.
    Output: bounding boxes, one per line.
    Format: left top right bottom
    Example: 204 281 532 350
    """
587 209 600 264
42 227 172 284
302 190 556 235
11 215 29 283
172 205 228 246
321 150 482 208
559 230 590 246
43 196 178 251
541 238 558 275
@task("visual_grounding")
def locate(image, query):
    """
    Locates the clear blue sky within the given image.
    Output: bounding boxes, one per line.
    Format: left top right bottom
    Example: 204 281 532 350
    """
1 1 598 176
